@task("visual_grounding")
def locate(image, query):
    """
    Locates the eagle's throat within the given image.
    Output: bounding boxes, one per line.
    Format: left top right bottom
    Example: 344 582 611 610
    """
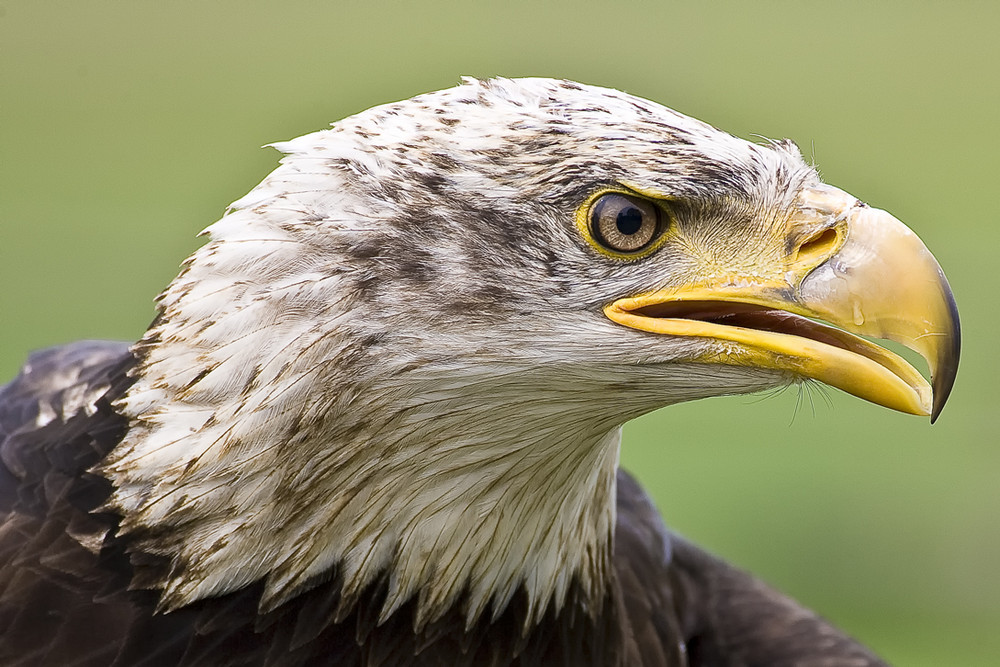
103 314 621 629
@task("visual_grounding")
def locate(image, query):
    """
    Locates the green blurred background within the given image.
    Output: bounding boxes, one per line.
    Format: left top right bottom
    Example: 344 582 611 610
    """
1 2 997 663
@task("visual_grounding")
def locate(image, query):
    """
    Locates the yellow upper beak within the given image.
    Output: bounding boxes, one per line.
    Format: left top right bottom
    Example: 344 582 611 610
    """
604 186 960 421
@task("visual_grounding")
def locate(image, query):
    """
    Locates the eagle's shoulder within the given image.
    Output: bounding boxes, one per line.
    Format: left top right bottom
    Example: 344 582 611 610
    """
0 340 134 518
614 470 887 666
0 341 137 665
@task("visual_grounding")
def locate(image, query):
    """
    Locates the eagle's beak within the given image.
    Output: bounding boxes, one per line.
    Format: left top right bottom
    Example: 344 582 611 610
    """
604 185 960 421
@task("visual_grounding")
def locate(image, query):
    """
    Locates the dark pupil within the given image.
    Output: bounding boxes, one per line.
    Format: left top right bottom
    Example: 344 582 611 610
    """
616 207 643 235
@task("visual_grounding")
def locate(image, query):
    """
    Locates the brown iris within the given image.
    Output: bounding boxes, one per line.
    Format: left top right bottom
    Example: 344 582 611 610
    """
589 193 661 253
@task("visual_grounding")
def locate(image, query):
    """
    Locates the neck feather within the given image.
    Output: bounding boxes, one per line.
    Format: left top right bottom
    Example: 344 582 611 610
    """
103 263 621 628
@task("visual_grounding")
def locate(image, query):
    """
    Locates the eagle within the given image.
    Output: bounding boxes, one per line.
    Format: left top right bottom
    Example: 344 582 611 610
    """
0 77 959 666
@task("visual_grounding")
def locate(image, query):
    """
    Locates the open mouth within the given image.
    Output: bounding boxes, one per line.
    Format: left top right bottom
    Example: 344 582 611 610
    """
630 300 892 365
604 296 934 417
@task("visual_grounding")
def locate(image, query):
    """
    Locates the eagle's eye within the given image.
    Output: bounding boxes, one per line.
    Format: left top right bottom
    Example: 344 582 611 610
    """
589 193 663 254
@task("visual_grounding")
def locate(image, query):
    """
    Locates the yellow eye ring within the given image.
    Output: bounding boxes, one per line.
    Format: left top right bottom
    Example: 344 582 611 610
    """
576 189 673 260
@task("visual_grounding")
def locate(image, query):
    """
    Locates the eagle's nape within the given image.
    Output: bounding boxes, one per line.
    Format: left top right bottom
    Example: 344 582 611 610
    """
0 77 959 666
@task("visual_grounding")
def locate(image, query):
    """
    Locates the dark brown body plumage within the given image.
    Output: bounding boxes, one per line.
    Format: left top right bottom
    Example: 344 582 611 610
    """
0 342 885 666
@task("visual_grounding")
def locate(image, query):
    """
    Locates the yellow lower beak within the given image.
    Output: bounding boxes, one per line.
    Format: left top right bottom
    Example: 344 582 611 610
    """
605 194 960 421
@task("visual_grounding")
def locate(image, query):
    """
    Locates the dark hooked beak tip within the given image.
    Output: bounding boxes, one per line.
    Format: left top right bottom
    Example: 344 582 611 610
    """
931 279 961 424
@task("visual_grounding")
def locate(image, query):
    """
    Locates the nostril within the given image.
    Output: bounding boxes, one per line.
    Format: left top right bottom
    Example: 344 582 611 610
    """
795 227 841 265
801 227 838 253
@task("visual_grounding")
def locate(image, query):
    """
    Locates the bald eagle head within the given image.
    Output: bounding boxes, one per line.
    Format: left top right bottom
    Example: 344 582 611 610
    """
99 77 958 632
